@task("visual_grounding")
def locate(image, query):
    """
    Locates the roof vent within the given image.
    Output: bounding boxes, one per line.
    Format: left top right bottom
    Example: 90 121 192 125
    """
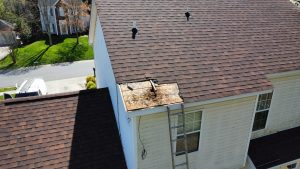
185 11 191 21
132 21 138 39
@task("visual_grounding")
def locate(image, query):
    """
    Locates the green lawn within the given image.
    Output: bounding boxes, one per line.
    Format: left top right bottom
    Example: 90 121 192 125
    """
0 86 16 101
0 86 17 93
0 36 93 69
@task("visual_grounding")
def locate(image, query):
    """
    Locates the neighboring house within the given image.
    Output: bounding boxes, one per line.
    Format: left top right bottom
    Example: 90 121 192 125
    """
38 0 90 35
0 89 127 169
89 0 300 169
0 20 16 47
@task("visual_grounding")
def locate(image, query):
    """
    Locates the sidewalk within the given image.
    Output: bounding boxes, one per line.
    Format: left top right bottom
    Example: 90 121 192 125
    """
46 76 86 94
0 60 94 88
0 77 87 97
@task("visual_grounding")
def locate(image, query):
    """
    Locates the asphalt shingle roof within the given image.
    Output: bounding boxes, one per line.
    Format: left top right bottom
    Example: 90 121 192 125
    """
248 126 300 169
0 89 127 169
0 20 13 31
95 0 300 103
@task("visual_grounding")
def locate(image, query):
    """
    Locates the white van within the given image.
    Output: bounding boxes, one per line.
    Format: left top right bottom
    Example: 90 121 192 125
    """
15 78 47 97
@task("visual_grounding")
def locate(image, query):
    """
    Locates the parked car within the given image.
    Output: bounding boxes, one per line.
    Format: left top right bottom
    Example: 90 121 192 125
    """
14 78 47 98
3 79 47 100
4 78 47 100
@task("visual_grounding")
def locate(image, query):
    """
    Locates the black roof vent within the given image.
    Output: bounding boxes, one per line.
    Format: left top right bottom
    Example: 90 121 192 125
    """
132 21 138 39
185 11 191 21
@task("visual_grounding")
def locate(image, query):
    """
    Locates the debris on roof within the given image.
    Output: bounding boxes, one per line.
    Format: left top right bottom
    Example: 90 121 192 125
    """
95 0 300 103
120 81 183 111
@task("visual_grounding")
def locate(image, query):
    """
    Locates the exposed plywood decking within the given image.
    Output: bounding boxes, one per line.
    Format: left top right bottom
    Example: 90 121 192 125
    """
120 81 183 111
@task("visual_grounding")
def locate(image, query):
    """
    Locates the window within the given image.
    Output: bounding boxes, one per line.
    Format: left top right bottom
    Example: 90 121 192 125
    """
52 24 55 33
60 23 68 34
59 7 64 16
50 8 54 16
252 92 273 131
176 110 202 155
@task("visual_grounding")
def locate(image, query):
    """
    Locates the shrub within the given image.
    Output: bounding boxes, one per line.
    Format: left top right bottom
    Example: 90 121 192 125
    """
86 75 96 83
86 81 97 90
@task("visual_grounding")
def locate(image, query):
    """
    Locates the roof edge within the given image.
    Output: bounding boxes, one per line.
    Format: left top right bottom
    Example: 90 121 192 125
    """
1 89 108 104
127 88 273 117
0 19 14 30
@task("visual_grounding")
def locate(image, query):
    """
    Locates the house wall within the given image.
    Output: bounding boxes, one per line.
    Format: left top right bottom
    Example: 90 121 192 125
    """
137 96 256 169
251 74 300 139
40 0 90 36
0 31 16 47
92 16 137 169
245 157 256 169
88 0 97 44
39 6 58 34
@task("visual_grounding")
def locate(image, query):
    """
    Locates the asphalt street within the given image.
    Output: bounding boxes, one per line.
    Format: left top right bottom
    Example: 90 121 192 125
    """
0 60 95 88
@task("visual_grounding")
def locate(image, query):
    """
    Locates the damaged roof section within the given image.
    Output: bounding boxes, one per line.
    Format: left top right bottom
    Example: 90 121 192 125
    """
120 81 183 111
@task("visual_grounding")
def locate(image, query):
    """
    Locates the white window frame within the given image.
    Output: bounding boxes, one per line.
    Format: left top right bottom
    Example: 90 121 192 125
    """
175 110 202 155
252 92 273 131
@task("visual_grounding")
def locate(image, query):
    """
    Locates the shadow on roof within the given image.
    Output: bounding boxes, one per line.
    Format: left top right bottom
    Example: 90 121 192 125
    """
68 89 127 169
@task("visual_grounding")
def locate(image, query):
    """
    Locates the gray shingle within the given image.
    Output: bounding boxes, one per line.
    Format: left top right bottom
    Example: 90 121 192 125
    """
95 0 300 103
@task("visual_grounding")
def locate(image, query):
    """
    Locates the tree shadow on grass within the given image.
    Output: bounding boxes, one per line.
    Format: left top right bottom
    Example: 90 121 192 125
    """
24 46 50 67
45 35 67 45
55 42 87 63
1 62 15 70
0 47 50 74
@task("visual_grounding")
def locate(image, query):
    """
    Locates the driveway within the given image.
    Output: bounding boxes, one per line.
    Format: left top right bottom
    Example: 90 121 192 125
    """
0 60 95 88
46 76 86 94
0 77 87 98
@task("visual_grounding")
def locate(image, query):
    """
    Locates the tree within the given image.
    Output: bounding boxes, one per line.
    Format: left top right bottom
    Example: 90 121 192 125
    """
0 0 31 39
25 0 42 36
9 32 18 64
38 0 53 46
63 0 89 44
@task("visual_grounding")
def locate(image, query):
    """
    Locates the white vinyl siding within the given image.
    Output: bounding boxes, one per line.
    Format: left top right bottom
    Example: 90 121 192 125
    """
93 17 137 169
137 96 256 169
245 157 257 169
251 74 300 139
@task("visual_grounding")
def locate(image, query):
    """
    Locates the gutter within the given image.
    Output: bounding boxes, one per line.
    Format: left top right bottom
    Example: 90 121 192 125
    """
126 89 273 118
